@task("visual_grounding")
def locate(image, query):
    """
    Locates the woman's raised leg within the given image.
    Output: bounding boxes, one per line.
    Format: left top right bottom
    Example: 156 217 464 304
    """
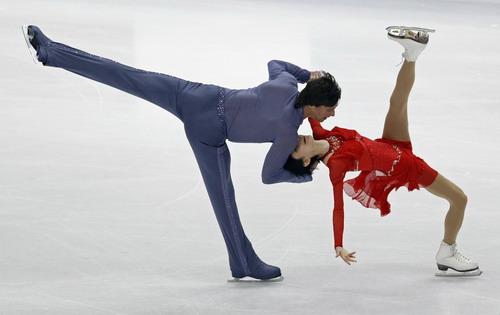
382 28 432 142
381 60 414 142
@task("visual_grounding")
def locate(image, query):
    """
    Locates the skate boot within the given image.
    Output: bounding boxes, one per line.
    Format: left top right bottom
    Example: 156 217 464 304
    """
229 260 283 282
21 25 51 64
386 26 435 62
435 241 482 277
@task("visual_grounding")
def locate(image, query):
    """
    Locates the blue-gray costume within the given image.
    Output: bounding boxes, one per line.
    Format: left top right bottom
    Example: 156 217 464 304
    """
30 26 312 279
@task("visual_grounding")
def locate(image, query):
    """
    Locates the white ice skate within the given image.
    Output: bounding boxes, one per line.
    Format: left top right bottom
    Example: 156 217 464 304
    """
386 26 435 62
21 25 40 65
434 241 482 277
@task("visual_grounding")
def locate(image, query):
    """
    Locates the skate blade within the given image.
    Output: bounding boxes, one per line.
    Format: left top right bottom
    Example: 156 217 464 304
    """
386 27 431 44
21 25 40 65
386 26 436 33
435 269 482 277
227 275 284 283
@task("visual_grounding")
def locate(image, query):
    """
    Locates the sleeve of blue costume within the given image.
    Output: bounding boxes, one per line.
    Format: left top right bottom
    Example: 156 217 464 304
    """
260 60 312 184
261 135 312 184
267 60 311 84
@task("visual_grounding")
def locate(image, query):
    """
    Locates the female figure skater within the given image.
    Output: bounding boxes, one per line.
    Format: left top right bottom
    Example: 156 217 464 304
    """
285 27 481 276
22 26 341 280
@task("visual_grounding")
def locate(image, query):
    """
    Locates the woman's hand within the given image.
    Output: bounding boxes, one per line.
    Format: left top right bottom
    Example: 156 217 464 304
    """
335 247 357 265
308 71 323 82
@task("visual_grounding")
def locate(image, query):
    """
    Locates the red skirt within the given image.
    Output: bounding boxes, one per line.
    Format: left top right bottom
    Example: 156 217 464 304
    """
343 138 438 216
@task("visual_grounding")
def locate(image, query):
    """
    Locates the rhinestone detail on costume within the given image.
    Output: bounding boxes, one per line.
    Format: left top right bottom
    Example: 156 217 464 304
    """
386 145 402 176
217 87 226 124
321 135 344 159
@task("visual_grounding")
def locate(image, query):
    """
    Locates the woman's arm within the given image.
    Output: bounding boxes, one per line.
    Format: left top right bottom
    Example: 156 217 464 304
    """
329 158 358 265
332 181 345 248
308 117 330 140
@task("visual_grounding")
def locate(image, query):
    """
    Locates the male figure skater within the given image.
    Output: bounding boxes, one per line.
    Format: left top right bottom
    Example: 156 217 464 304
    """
23 25 341 280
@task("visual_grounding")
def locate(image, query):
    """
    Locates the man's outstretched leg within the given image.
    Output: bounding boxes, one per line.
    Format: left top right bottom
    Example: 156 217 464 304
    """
23 25 182 119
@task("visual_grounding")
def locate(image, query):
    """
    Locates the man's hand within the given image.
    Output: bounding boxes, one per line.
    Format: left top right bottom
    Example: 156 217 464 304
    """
335 246 357 265
308 71 323 82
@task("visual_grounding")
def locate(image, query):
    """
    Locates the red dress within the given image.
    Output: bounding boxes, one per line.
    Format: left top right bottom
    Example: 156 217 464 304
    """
309 118 438 248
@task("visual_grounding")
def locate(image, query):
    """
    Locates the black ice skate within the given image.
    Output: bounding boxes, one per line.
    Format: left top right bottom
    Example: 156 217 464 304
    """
21 25 39 64
228 260 284 282
21 25 52 65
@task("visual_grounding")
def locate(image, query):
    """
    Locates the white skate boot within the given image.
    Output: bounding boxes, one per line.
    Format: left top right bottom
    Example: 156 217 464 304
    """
386 26 435 62
435 241 482 277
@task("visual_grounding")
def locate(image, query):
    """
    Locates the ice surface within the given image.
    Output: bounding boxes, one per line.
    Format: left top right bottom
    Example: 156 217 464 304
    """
1 0 499 314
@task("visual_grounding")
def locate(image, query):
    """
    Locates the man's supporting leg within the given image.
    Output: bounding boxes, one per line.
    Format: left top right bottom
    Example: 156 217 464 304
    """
188 140 281 279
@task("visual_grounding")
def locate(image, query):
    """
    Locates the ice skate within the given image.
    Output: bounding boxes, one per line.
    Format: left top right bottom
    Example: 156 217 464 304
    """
434 241 482 277
386 26 435 39
227 275 284 283
435 269 482 277
386 26 435 62
21 25 39 64
229 259 283 282
21 25 51 64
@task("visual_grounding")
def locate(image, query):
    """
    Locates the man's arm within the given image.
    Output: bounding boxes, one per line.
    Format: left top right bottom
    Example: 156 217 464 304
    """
261 135 312 184
267 60 311 84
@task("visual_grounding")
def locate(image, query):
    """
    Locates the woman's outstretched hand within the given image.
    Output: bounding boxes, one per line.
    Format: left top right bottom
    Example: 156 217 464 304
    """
335 247 357 265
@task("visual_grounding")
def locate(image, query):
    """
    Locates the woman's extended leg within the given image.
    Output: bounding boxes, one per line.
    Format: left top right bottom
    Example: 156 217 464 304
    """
381 60 414 142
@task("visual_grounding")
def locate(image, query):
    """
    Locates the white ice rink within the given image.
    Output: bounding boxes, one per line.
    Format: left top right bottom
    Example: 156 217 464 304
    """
1 0 500 314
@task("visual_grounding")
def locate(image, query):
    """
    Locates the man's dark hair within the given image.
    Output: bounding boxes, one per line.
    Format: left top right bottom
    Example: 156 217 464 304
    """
295 72 341 108
284 155 321 176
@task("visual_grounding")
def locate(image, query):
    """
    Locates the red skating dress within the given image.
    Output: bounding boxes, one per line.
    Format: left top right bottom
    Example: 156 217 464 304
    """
309 118 438 248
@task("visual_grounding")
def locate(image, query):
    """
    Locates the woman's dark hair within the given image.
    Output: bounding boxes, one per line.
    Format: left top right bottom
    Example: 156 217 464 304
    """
295 72 341 108
284 154 321 176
